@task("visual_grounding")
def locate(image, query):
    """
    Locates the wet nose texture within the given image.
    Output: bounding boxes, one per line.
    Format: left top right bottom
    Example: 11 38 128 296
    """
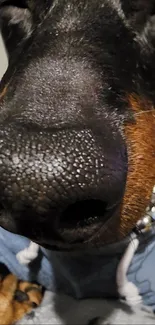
0 126 127 232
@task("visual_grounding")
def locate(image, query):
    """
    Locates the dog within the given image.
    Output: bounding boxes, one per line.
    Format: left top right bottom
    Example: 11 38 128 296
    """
0 0 155 322
0 263 43 325
0 0 154 251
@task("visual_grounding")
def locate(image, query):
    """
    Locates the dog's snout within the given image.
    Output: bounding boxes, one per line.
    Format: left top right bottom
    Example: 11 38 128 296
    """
0 125 127 243
60 199 108 228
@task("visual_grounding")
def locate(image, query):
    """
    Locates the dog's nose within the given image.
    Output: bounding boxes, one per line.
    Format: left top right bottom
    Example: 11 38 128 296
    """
0 126 127 231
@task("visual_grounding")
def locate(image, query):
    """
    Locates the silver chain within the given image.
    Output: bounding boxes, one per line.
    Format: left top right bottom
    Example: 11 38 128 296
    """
134 186 155 234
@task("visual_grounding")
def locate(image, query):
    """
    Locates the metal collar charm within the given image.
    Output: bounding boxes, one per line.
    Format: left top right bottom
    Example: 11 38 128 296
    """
134 186 155 234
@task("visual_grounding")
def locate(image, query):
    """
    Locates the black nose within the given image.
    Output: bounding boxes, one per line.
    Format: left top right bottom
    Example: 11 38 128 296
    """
60 199 109 228
0 126 127 235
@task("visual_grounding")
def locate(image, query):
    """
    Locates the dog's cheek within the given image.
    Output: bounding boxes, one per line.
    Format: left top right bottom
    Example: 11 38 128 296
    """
120 94 155 237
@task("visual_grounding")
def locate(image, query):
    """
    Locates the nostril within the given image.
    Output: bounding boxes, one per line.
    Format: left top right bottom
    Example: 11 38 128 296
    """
60 200 108 228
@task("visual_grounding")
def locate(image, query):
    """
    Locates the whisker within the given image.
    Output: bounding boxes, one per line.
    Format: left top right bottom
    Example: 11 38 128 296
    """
135 109 155 116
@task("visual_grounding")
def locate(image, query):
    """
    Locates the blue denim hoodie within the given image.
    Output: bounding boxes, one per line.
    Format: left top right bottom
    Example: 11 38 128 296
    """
0 226 155 309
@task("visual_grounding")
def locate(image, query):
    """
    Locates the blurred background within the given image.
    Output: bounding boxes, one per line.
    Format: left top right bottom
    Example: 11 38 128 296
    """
0 32 8 80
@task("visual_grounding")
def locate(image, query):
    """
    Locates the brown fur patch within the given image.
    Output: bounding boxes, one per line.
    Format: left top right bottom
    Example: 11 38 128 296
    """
0 272 43 325
88 94 155 245
0 274 17 325
0 85 8 100
13 281 43 324
119 94 155 238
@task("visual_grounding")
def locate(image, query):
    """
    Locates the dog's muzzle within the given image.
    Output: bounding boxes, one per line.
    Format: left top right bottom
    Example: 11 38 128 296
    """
0 123 127 245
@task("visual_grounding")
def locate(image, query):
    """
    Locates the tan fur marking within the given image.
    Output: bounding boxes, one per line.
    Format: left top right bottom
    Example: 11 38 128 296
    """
0 85 8 100
119 94 155 238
